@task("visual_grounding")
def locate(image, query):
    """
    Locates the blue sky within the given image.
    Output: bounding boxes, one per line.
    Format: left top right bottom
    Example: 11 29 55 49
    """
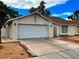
48 0 79 20
1 0 79 20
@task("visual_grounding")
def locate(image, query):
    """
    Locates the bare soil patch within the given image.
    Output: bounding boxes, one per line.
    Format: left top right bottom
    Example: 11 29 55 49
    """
59 36 79 44
0 41 33 59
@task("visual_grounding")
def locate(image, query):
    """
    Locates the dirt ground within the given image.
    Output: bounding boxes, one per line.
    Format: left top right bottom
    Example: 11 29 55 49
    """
59 36 79 44
0 41 33 59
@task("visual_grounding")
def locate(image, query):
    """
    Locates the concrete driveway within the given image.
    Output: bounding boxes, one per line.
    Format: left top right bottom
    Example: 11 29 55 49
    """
2 37 79 59
20 38 79 59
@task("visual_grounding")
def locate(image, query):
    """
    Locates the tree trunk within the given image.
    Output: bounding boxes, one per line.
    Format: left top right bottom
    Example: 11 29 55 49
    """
0 29 1 43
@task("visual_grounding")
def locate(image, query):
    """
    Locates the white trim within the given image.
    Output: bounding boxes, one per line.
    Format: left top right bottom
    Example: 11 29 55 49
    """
5 11 58 25
5 11 79 26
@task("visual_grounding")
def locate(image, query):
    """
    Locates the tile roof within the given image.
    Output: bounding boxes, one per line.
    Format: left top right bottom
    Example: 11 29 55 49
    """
74 19 79 25
43 15 74 25
45 15 66 24
44 15 79 25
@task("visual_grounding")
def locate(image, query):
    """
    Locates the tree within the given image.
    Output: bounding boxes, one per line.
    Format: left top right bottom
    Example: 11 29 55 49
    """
0 1 19 43
68 15 74 20
68 10 79 21
7 7 19 18
74 10 79 19
37 1 45 14
29 7 36 13
29 1 51 16
45 10 51 16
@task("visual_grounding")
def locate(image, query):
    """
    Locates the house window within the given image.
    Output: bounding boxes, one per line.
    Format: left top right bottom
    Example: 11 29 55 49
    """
77 26 79 33
61 25 68 33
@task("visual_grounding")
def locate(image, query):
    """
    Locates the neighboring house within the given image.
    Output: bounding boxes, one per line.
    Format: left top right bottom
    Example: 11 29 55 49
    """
54 20 79 37
42 15 79 37
1 12 79 40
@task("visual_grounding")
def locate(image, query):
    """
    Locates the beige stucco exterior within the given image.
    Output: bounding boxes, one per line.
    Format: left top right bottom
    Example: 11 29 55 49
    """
68 25 75 36
75 25 79 35
8 14 53 40
1 27 9 38
56 24 79 36
1 13 79 39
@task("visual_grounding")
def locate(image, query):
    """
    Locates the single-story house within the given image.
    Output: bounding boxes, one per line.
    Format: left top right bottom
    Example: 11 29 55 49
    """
46 15 79 37
1 12 79 40
2 12 53 40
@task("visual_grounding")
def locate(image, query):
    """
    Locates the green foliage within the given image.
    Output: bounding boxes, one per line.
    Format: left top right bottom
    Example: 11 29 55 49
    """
68 10 79 21
29 1 51 16
29 7 36 13
0 1 20 43
7 7 20 18
0 1 20 28
45 10 51 16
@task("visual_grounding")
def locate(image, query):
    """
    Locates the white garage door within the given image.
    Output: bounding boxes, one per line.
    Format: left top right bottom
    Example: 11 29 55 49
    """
17 25 48 39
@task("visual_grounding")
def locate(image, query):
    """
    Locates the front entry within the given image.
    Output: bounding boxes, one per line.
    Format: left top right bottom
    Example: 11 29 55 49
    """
53 26 57 37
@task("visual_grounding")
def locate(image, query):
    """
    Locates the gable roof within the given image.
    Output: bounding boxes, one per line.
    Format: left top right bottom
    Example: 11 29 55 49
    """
6 12 65 25
6 11 79 26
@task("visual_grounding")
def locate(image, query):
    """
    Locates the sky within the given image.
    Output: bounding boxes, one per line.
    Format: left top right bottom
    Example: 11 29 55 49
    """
0 0 79 20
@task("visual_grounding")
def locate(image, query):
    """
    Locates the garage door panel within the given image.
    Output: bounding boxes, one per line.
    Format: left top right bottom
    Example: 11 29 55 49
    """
17 25 48 39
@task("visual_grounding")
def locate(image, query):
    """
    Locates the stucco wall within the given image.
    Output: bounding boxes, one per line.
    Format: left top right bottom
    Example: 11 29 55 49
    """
68 25 75 36
1 27 9 38
10 14 53 40
59 25 77 36
75 26 79 35
14 14 49 25
56 25 60 36
48 24 53 38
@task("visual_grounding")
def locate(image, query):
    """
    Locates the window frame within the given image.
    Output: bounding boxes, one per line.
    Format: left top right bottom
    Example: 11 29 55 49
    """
61 25 68 33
